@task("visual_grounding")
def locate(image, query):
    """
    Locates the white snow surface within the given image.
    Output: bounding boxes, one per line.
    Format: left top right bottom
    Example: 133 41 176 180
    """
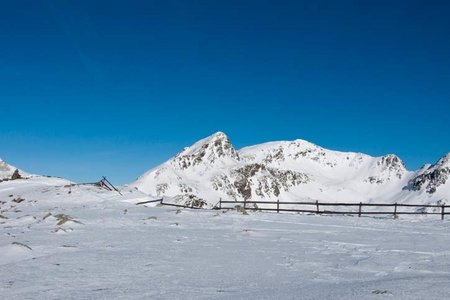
1 177 450 299
132 132 450 207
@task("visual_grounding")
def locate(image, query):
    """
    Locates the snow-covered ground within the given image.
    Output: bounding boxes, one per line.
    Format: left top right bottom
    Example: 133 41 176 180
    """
1 177 450 299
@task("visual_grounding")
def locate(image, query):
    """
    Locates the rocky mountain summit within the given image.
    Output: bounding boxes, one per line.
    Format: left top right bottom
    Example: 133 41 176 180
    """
171 132 240 170
132 132 450 207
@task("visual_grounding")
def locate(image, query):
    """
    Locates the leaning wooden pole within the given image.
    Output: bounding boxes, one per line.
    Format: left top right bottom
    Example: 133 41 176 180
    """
102 176 122 195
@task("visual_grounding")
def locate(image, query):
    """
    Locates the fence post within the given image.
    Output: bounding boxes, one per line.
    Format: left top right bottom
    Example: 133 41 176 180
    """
442 205 445 220
219 198 222 209
277 199 280 213
244 198 247 209
358 202 362 217
316 200 319 214
394 203 398 219
102 176 122 195
160 198 163 205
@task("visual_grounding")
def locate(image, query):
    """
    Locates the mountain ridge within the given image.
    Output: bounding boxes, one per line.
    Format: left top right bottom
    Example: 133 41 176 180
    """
132 132 449 208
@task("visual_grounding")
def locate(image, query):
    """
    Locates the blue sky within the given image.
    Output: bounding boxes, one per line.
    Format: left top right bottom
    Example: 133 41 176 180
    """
1 0 450 184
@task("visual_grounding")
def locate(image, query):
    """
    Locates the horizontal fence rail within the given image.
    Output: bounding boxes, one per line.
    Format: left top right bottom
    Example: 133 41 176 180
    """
136 198 164 205
138 197 448 220
216 200 449 220
136 198 203 209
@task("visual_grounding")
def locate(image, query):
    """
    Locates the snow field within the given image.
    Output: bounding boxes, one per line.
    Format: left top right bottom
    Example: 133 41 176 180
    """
1 178 450 299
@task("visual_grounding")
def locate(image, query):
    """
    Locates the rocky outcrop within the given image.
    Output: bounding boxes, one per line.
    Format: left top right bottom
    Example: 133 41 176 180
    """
11 169 22 180
365 155 408 184
210 164 309 200
406 153 450 194
172 194 207 208
378 154 407 179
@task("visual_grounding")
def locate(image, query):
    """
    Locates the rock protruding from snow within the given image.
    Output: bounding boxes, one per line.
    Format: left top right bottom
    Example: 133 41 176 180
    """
379 154 407 178
406 153 450 194
365 155 408 184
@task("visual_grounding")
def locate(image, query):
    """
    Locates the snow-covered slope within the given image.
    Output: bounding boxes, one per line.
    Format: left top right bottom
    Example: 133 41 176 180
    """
2 177 450 299
0 158 28 182
132 132 450 207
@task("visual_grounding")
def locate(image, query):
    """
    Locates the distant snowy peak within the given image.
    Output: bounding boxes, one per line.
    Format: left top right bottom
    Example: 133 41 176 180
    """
407 152 450 194
241 138 364 166
0 158 27 181
241 140 407 180
171 131 240 169
239 139 326 164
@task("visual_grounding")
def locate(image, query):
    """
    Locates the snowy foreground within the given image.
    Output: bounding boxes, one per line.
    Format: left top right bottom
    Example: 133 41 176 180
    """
1 178 450 299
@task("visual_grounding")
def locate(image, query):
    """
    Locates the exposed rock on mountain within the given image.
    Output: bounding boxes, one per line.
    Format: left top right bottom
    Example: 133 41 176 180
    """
406 153 450 194
225 164 309 200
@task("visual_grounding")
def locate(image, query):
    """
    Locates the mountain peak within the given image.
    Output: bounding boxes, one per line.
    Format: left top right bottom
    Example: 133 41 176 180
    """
172 132 239 169
379 154 406 170
211 131 227 138
292 138 319 148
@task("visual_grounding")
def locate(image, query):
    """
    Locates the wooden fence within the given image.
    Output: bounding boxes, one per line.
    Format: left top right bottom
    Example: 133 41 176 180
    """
135 197 449 220
216 199 449 220
136 198 202 209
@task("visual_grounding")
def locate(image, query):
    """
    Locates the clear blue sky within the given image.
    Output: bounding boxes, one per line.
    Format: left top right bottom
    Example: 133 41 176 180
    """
1 0 449 184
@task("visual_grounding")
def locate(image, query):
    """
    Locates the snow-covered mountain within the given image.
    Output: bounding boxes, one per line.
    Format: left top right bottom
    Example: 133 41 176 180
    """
132 132 450 207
